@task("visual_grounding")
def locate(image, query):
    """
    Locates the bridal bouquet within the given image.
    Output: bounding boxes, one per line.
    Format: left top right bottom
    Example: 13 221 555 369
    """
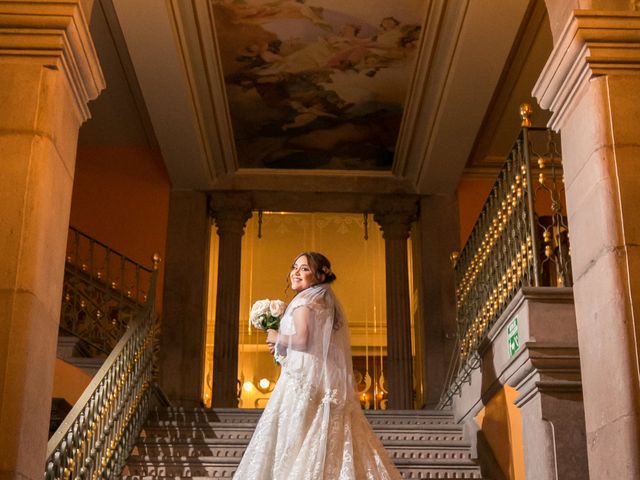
249 299 286 332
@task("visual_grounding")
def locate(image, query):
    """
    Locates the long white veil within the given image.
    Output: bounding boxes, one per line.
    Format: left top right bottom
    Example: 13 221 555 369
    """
274 283 356 476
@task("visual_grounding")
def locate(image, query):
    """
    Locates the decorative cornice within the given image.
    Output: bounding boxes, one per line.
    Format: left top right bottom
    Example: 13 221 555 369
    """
0 1 105 121
533 10 640 130
512 343 583 408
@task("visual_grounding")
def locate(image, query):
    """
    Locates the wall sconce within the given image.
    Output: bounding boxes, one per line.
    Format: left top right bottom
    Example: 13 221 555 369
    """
242 381 254 393
256 377 274 393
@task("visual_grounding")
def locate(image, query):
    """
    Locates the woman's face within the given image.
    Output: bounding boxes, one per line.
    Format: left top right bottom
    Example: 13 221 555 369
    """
290 255 317 292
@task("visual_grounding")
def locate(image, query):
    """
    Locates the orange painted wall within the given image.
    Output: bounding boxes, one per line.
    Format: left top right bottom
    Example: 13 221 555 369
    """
69 146 171 312
475 385 526 479
52 359 93 405
457 177 495 248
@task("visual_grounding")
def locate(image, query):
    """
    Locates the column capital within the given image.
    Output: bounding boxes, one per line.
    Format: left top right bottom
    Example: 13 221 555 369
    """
0 1 106 121
373 195 418 239
209 191 252 236
533 10 640 130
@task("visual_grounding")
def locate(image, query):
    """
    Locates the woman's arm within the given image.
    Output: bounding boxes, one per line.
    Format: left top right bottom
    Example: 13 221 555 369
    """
266 306 312 352
290 306 310 350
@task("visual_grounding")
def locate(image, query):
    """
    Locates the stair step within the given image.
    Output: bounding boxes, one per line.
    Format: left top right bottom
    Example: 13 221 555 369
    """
139 425 257 441
148 408 456 425
122 474 483 480
138 426 466 444
123 460 483 478
125 407 483 479
144 420 462 434
123 474 483 480
152 407 455 416
129 443 474 460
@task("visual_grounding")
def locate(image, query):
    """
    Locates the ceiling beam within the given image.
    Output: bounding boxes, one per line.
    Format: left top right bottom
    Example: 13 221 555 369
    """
395 0 533 194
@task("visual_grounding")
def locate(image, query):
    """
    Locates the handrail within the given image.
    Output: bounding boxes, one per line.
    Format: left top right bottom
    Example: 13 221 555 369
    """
67 226 152 272
61 227 155 355
45 254 161 479
66 226 153 303
437 104 571 409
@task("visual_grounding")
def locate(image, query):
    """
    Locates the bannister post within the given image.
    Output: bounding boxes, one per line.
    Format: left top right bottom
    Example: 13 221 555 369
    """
521 103 541 287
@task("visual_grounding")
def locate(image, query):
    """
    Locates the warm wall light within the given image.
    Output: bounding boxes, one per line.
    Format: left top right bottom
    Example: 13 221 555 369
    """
243 381 254 392
258 378 270 389
257 377 273 393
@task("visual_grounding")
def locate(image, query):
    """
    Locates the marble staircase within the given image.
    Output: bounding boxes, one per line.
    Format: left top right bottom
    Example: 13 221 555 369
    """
123 407 484 479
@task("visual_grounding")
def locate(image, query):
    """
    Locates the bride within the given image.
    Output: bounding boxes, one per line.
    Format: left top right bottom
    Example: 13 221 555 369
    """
233 252 401 479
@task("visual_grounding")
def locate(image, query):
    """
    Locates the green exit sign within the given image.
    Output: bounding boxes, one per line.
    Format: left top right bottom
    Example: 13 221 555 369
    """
507 317 520 357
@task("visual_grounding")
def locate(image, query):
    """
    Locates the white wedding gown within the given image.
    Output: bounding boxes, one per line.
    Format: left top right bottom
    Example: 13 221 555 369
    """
234 284 401 480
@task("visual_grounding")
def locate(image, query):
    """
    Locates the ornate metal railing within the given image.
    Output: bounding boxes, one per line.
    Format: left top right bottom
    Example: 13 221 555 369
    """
60 227 154 355
438 105 571 408
45 249 160 479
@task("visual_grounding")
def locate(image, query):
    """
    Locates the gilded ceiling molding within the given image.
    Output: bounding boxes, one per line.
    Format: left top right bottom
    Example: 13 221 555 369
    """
0 0 105 121
533 10 640 131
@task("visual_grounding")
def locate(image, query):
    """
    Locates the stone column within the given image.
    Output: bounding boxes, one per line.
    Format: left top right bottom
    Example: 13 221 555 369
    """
534 8 640 478
210 192 252 407
374 196 418 409
415 195 460 408
0 2 104 479
160 191 211 406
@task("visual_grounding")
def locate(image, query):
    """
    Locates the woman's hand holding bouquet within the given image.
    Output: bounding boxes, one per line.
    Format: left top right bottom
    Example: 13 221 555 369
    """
249 299 286 363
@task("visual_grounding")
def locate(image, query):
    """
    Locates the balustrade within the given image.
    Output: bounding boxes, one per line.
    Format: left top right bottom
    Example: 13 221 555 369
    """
439 105 571 408
60 227 154 355
45 233 161 479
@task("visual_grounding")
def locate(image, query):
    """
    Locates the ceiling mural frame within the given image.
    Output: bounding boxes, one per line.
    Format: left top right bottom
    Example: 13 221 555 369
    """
208 0 426 172
110 0 541 194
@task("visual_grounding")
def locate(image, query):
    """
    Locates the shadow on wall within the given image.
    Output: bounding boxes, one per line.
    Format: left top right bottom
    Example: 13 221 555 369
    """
474 352 526 480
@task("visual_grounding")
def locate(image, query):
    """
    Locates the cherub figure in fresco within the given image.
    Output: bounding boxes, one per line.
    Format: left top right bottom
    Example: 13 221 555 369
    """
323 18 421 75
253 37 335 76
325 24 380 72
375 17 402 47
375 16 421 50
237 40 284 69
282 100 338 130
223 0 331 30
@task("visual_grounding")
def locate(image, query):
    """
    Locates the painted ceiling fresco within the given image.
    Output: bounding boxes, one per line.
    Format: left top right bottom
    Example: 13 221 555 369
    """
212 0 426 170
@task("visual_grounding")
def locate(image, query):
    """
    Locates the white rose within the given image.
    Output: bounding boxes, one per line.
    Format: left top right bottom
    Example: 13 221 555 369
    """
249 299 270 328
269 299 286 318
